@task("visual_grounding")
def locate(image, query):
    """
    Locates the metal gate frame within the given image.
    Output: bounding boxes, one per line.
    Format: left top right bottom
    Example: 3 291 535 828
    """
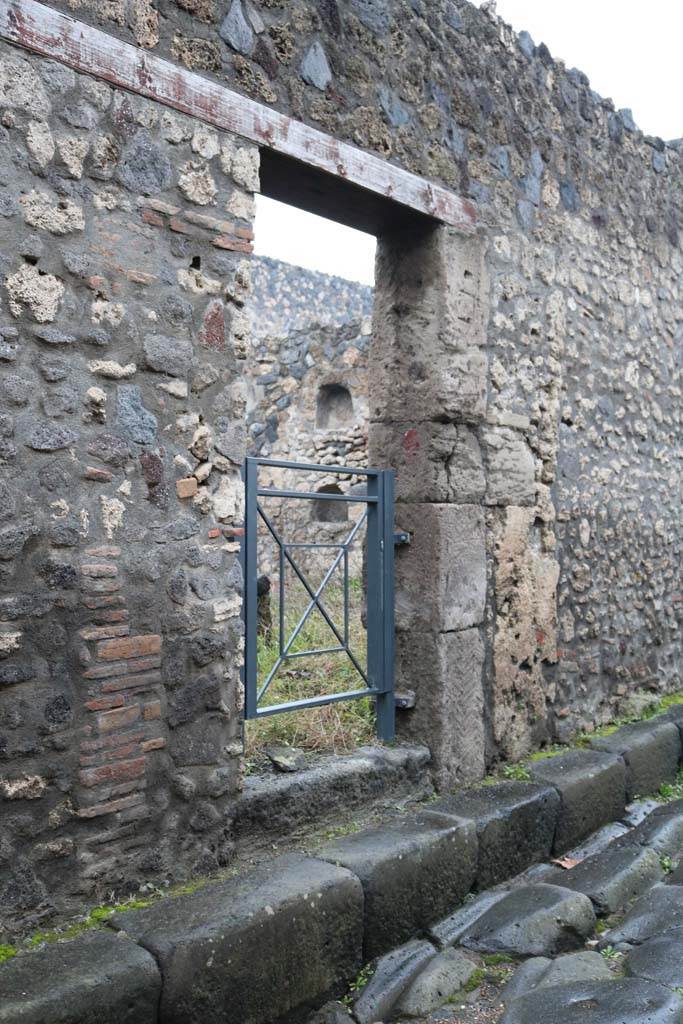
242 457 395 741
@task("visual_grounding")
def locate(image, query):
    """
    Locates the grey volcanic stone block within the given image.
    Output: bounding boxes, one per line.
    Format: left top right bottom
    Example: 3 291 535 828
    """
353 939 436 1024
500 978 683 1024
529 750 626 853
503 951 612 1005
603 884 683 947
590 720 681 800
396 948 476 1017
617 801 683 858
318 810 477 958
235 744 432 836
626 928 683 990
429 889 509 948
0 929 160 1024
459 884 596 957
431 780 560 888
110 854 363 1024
543 843 663 914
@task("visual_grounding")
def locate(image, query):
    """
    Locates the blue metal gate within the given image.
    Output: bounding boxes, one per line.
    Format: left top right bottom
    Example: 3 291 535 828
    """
242 457 395 740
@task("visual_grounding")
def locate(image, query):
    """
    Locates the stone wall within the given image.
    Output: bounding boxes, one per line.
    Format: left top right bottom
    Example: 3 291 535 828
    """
246 266 372 576
0 0 681 918
0 41 257 931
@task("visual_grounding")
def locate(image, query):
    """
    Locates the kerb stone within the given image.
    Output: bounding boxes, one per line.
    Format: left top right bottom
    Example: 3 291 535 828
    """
589 720 681 800
529 749 626 854
431 780 560 888
0 929 160 1024
317 811 477 959
110 854 363 1024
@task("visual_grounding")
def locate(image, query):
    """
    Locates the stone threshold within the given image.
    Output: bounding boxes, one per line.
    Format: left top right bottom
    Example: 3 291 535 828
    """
1 707 681 1024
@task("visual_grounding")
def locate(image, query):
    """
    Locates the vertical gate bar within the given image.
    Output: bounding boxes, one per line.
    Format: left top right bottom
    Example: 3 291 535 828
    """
343 546 349 648
365 473 381 731
279 540 285 657
243 458 258 719
375 469 396 740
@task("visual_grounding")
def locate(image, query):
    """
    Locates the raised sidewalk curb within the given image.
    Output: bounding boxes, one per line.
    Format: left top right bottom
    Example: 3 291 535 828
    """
1 710 681 1024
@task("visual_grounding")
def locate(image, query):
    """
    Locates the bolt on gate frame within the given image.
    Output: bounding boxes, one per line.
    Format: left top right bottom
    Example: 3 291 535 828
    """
242 457 396 740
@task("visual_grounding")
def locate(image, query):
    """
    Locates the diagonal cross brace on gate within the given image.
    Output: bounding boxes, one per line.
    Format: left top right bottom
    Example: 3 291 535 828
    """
242 457 396 740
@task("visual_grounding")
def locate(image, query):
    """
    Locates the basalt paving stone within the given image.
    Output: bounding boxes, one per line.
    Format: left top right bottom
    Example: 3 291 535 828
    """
626 928 683 991
428 888 510 948
529 750 626 854
502 951 612 1005
0 929 161 1024
396 948 477 1018
499 978 683 1024
666 861 683 884
430 781 560 889
603 883 683 947
458 883 596 957
622 800 683 857
318 811 477 959
353 939 437 1024
590 720 681 801
110 853 363 1024
542 842 663 914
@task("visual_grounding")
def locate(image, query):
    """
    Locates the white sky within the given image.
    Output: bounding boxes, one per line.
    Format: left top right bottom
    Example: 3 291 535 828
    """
255 0 681 286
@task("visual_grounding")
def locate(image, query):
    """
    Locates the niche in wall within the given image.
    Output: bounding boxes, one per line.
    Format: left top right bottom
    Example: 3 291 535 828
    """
316 383 354 429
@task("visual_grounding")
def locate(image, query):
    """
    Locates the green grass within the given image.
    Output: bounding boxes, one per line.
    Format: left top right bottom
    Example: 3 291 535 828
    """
0 945 16 964
245 579 375 761
658 769 683 803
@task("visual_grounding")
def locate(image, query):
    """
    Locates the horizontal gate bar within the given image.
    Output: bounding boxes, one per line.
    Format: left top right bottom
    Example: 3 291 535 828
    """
0 0 477 232
258 488 376 503
255 688 379 717
249 457 380 476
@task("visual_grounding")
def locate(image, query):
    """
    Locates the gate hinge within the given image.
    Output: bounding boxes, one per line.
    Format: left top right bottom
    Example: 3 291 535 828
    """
393 531 411 547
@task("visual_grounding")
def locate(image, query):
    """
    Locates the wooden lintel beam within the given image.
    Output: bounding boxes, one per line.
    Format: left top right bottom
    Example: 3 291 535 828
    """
0 0 477 233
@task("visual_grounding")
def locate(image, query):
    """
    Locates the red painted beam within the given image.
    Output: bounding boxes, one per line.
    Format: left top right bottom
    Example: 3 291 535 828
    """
0 0 477 233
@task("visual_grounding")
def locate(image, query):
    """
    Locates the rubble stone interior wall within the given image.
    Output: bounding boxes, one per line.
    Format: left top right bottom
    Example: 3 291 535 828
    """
246 257 372 578
0 0 680 922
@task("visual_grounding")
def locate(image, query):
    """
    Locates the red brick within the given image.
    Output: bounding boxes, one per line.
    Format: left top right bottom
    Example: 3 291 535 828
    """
81 578 122 594
82 595 125 609
168 216 209 239
91 609 129 624
85 695 125 712
141 737 166 753
80 563 118 578
80 741 141 767
80 728 146 755
86 546 121 558
76 793 145 819
141 207 164 227
79 757 145 786
211 234 253 253
96 634 161 662
84 466 113 483
96 704 140 734
84 656 161 680
235 225 255 240
142 700 162 721
182 210 235 233
208 528 221 539
143 198 180 216
100 670 162 694
79 624 130 642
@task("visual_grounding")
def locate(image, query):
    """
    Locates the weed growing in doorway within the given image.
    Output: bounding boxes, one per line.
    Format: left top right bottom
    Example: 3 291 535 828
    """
244 580 375 765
